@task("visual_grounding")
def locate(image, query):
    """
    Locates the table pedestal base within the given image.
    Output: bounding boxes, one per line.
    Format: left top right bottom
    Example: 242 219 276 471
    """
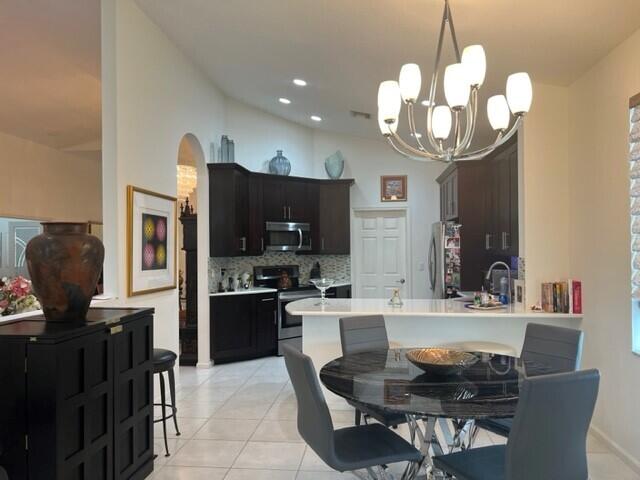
406 416 476 479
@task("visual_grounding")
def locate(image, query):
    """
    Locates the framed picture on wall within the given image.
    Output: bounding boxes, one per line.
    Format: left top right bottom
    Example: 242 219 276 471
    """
381 175 408 202
127 185 177 296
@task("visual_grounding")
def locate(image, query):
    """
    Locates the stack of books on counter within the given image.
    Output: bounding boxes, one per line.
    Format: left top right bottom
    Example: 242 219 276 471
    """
541 280 582 314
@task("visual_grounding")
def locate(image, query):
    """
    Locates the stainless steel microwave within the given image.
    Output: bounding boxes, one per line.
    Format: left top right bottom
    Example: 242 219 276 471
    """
265 222 312 252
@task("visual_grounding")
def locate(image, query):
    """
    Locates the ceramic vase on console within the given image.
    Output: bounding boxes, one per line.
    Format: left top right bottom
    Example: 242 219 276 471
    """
26 222 104 322
269 150 291 176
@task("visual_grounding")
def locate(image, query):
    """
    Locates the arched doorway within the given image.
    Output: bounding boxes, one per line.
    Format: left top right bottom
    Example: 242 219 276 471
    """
176 134 210 367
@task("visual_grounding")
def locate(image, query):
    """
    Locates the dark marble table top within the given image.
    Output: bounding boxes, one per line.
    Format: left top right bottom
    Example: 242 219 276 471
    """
319 348 560 419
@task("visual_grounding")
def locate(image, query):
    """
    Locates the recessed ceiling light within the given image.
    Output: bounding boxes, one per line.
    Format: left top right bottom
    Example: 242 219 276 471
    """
293 78 307 86
421 100 432 107
310 115 322 122
279 97 291 104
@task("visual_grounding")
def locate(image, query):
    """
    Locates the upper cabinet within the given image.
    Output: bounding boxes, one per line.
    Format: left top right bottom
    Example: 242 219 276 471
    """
318 182 351 254
209 163 354 257
209 164 249 256
436 135 518 290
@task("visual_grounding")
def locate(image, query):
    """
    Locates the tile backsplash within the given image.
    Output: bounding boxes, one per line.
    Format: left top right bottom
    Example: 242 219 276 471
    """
209 252 351 291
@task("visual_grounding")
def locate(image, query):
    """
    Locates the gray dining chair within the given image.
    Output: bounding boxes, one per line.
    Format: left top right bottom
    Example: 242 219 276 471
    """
282 344 423 479
339 315 407 428
475 322 584 438
434 369 600 480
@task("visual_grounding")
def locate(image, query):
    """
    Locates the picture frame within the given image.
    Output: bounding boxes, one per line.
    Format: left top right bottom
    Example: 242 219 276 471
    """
381 175 408 202
127 185 177 296
514 279 525 311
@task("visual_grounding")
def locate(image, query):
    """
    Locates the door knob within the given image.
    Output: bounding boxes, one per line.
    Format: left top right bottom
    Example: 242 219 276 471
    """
397 279 406 285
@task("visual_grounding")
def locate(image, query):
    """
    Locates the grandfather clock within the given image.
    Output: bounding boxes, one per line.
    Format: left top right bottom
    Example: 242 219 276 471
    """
179 199 197 365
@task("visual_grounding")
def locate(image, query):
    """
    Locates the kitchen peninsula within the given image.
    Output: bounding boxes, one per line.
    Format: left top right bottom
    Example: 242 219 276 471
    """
287 298 583 388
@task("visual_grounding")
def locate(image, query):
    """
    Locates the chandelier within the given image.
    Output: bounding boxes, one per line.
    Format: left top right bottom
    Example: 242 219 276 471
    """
177 164 197 201
377 0 533 163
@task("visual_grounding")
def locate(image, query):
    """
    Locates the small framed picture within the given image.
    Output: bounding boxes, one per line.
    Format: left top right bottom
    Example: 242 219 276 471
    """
381 175 408 202
127 186 177 296
514 279 525 310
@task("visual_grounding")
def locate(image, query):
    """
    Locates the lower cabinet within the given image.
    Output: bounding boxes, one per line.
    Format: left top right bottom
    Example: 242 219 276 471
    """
326 284 352 299
0 308 154 480
210 293 278 363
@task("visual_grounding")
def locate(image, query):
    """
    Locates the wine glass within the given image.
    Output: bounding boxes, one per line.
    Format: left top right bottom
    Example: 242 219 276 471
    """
310 278 335 305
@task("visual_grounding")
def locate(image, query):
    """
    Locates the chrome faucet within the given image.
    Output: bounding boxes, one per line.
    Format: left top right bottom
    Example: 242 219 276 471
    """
486 261 512 305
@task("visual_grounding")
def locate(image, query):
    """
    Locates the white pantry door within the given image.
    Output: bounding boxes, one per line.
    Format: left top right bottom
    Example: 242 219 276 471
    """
353 210 409 298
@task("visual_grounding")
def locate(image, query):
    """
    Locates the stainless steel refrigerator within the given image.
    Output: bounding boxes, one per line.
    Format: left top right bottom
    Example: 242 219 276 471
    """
428 222 462 298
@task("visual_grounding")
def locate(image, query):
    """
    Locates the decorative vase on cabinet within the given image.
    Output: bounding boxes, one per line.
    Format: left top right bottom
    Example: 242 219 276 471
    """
25 222 104 322
324 150 345 179
268 150 291 176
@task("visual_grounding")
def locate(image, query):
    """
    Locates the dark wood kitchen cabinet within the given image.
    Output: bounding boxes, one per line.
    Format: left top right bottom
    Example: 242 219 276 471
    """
486 139 519 257
317 182 351 254
209 163 354 257
436 135 518 291
262 176 313 223
210 292 277 363
0 308 154 480
209 164 249 256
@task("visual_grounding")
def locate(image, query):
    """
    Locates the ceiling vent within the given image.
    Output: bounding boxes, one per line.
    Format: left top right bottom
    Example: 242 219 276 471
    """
350 110 371 120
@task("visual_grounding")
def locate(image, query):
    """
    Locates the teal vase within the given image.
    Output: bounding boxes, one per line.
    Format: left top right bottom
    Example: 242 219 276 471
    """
324 151 345 179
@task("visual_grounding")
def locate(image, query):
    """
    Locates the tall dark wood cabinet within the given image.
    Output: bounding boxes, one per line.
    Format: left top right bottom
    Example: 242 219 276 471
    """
0 308 154 480
436 135 519 291
179 212 198 366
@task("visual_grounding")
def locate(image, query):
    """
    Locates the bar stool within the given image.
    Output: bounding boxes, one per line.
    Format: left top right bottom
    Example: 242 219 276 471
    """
153 348 181 457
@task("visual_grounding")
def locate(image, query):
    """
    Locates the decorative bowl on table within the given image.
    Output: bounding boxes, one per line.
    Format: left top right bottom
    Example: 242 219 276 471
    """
405 348 479 376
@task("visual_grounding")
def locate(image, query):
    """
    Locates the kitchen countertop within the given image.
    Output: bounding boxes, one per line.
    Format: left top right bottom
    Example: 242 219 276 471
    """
209 287 277 297
287 298 582 318
209 282 350 297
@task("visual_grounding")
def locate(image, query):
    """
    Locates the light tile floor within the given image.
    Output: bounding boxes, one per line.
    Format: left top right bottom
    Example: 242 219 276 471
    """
149 356 639 480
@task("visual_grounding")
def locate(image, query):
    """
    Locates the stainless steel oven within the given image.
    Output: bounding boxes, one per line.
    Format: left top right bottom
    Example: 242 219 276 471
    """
265 222 312 252
277 289 321 354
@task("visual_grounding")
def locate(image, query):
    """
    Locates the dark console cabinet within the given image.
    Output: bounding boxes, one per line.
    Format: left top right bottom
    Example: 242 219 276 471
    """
0 308 154 480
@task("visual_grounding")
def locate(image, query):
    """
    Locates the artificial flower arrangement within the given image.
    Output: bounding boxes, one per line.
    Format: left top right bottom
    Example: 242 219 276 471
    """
0 276 40 316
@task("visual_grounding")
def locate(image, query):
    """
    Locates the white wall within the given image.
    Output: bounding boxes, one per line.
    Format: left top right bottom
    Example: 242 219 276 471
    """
567 28 640 469
0 130 102 222
521 83 570 305
101 0 225 364
225 98 314 176
312 130 445 298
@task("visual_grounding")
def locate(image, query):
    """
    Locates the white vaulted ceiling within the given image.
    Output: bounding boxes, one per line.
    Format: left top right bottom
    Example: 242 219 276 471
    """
3 0 640 148
0 0 101 150
135 0 640 140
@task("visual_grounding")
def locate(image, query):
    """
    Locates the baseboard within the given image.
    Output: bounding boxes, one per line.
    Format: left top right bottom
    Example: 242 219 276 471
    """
590 425 640 473
196 360 212 369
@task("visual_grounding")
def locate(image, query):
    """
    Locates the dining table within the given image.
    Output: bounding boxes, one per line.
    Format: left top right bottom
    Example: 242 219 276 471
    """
319 347 560 478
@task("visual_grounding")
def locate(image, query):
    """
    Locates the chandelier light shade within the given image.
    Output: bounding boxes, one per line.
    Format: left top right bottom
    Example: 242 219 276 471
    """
487 95 510 131
461 45 486 87
432 106 452 140
378 0 533 163
506 72 533 114
378 112 398 136
399 63 422 103
377 80 402 123
444 63 471 110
